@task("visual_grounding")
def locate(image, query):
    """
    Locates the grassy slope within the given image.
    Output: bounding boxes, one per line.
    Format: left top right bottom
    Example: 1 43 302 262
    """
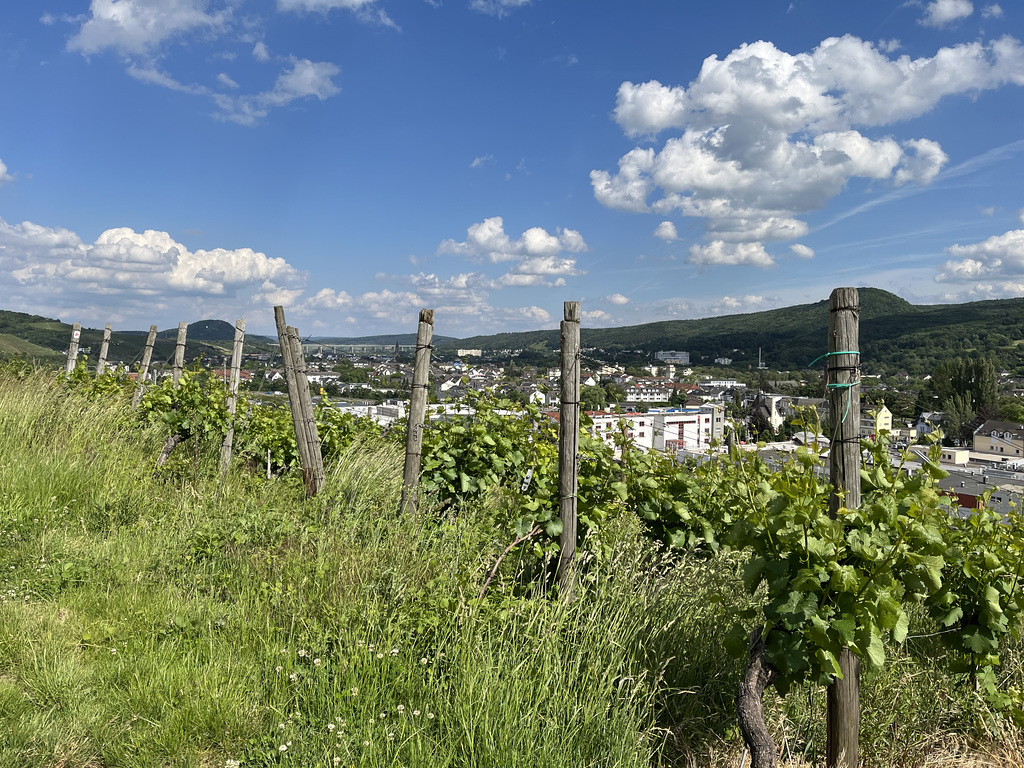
0 371 1021 767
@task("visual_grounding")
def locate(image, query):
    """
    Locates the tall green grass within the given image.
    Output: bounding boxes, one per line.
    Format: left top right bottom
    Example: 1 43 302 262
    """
0 370 1021 767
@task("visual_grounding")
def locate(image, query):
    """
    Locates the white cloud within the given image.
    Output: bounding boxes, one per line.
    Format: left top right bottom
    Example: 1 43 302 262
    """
653 221 678 241
983 4 1004 19
0 159 12 186
469 0 531 17
595 35 1024 267
217 72 239 89
687 241 775 269
981 206 996 216
920 0 973 27
68 0 232 55
605 293 630 305
790 243 815 259
711 294 771 313
437 216 588 263
879 38 901 53
253 41 270 61
470 154 494 168
0 217 309 326
212 58 341 125
278 0 378 10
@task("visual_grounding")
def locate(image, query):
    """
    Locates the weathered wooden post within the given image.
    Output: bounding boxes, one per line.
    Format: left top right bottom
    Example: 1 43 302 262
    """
96 324 112 376
274 306 324 497
131 325 159 408
826 287 861 768
400 309 434 514
65 323 81 374
556 301 581 598
172 321 188 388
288 324 325 495
219 318 246 478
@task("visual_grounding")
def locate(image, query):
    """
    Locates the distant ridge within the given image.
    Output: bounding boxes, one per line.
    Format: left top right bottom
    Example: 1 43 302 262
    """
434 288 1024 375
3 288 1024 375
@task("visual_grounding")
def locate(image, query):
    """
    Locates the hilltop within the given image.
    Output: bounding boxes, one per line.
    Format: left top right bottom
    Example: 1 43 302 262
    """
3 288 1023 375
440 288 1024 375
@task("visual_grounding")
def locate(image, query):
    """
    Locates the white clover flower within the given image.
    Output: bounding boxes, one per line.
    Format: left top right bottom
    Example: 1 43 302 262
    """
376 653 384 659
379 712 386 719
396 705 405 713
333 758 341 766
362 741 370 747
387 732 394 741
420 657 428 665
275 666 283 673
278 723 286 730
367 645 375 652
327 723 335 731
298 649 307 658
314 658 322 666
413 710 421 717
278 745 287 752
427 712 435 720
289 674 297 682
390 648 399 656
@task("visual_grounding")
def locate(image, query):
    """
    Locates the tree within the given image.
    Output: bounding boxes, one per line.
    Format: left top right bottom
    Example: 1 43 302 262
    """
581 385 607 412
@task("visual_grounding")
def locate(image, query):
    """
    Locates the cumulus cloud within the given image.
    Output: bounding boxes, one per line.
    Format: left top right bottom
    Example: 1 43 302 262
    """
594 35 1024 268
252 41 270 61
653 221 678 241
68 0 232 55
983 4 1004 19
605 293 630 305
920 0 973 27
470 154 494 168
278 0 379 10
0 158 12 186
790 243 815 259
0 217 311 326
437 216 588 266
217 72 239 89
711 294 772 313
214 58 341 124
687 241 775 268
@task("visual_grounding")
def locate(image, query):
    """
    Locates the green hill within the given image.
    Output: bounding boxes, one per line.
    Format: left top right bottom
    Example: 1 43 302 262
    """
439 288 1024 375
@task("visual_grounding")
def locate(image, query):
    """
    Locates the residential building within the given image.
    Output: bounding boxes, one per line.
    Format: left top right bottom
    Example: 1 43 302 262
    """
973 420 1024 461
656 350 690 364
649 404 724 452
861 403 893 439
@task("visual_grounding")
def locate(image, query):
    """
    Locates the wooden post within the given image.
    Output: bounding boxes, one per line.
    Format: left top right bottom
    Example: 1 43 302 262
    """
274 306 323 497
826 287 861 768
96 324 112 376
288 324 325 495
556 301 581 597
219 318 246 477
400 309 435 514
65 323 81 374
172 321 188 388
131 325 159 408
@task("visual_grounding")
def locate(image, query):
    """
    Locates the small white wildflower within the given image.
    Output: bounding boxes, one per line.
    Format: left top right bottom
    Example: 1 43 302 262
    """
278 723 286 730
390 647 399 656
376 653 384 659
224 760 241 768
278 745 287 752
327 723 335 731
413 710 421 717
387 732 394 741
313 658 321 667
350 687 359 696
427 712 435 720
420 657 428 665
362 741 369 747
289 674 297 682
396 705 405 713
379 712 386 719
298 649 307 658
275 665 283 673
333 758 341 766
367 645 375 652
287 741 292 746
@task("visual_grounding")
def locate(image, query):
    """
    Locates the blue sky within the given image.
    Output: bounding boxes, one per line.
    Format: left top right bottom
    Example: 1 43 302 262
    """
1 0 1023 338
